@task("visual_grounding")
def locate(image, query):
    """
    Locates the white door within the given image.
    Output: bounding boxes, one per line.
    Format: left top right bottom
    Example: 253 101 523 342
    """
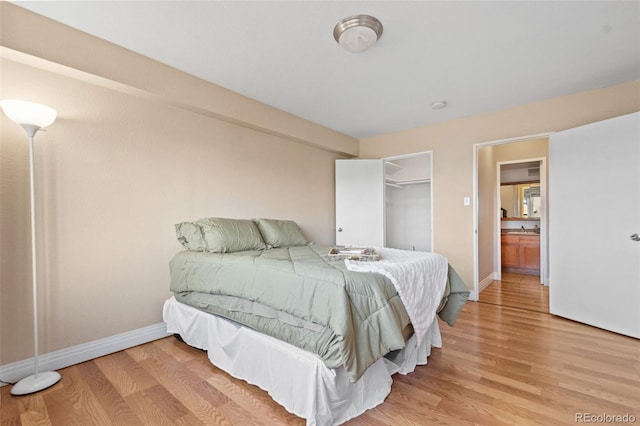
549 112 640 338
335 159 384 247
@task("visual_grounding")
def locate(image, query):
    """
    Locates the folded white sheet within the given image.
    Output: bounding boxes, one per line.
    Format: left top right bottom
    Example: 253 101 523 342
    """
345 248 448 347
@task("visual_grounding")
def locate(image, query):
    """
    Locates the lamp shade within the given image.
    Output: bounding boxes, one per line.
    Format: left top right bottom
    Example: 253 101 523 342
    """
1 100 57 128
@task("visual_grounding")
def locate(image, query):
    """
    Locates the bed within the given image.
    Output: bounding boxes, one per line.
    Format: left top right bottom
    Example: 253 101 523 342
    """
163 217 469 425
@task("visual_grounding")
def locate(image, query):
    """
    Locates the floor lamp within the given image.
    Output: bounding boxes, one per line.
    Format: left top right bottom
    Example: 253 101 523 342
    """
1 100 61 395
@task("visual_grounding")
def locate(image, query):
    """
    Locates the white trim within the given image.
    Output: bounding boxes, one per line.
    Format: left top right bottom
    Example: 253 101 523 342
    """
539 159 548 286
472 145 479 301
468 290 478 301
0 323 170 386
479 272 498 293
468 272 496 302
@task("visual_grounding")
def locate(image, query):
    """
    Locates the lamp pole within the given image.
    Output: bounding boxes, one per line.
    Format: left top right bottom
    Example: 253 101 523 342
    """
1 101 61 395
26 125 41 379
9 124 62 395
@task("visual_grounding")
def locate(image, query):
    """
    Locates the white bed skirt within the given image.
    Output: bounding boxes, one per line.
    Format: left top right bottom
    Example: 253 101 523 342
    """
162 297 442 426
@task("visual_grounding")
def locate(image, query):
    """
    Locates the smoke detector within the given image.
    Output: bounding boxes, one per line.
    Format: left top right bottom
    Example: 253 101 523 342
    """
431 101 447 110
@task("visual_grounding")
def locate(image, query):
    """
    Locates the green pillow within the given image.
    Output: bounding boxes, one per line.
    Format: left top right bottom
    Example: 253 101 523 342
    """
175 222 206 251
196 217 266 253
253 218 308 248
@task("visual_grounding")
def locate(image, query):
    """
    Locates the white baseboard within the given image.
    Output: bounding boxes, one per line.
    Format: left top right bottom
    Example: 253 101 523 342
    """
0 322 170 386
468 272 498 301
468 290 478 302
479 272 498 293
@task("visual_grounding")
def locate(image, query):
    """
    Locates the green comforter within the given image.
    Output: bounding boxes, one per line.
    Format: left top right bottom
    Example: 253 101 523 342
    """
170 244 467 382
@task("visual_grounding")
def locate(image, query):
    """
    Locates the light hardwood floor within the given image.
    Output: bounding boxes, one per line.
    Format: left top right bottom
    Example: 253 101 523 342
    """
479 272 549 313
2 301 638 425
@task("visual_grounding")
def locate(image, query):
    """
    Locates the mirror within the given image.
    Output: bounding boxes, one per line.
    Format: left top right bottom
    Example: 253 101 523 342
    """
500 183 541 218
521 183 541 217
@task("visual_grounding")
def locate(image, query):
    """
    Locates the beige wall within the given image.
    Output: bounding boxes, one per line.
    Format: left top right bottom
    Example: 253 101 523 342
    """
500 186 517 219
0 4 358 157
477 145 497 283
360 82 639 290
0 4 355 365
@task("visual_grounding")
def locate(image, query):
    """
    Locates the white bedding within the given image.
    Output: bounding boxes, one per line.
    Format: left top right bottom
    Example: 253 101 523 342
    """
345 248 448 347
163 297 442 426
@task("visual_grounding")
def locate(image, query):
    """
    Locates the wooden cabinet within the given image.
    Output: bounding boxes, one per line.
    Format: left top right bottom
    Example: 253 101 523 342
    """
501 234 540 275
501 235 521 269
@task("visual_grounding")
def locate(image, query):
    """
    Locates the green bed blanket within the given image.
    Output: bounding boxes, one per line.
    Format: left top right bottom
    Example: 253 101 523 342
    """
169 244 468 382
439 265 471 326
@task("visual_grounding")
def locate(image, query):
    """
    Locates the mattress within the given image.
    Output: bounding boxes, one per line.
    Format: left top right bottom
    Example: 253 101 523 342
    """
163 296 442 426
170 244 452 382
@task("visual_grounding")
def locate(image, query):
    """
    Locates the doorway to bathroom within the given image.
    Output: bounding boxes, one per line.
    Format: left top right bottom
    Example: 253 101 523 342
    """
473 135 549 313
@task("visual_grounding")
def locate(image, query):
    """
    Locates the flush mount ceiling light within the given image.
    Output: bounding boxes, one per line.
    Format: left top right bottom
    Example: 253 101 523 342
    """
333 15 383 53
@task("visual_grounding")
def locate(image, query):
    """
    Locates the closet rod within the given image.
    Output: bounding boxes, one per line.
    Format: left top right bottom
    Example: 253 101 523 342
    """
384 161 403 169
385 182 403 188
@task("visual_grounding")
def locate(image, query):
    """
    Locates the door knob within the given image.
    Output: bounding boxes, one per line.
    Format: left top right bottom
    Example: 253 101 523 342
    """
337 227 343 232
631 233 640 242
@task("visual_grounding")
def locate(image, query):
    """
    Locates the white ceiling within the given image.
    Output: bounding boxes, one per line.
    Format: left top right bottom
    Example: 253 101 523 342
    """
13 1 640 139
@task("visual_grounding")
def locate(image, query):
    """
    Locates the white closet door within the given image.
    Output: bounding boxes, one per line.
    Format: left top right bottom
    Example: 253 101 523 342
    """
549 112 639 338
335 159 384 247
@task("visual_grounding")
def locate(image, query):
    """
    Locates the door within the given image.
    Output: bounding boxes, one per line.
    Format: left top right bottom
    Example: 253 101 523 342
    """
335 159 384 247
549 112 639 338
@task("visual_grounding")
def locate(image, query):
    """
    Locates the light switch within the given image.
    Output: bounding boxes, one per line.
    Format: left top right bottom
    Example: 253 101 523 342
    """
463 197 470 206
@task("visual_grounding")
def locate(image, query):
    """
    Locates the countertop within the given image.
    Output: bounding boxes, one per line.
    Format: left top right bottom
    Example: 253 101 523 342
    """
501 229 540 236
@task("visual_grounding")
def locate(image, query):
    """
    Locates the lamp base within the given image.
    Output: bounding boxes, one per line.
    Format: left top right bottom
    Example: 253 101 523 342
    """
10 371 61 396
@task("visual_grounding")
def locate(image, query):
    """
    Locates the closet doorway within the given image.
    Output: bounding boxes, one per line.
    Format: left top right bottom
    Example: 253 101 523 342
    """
335 152 432 251
384 152 432 252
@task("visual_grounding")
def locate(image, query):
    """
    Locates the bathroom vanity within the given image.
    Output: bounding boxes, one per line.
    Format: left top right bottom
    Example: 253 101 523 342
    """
501 230 540 275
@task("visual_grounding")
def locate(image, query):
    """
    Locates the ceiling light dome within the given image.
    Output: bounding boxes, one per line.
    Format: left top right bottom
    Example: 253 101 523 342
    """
333 15 383 53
